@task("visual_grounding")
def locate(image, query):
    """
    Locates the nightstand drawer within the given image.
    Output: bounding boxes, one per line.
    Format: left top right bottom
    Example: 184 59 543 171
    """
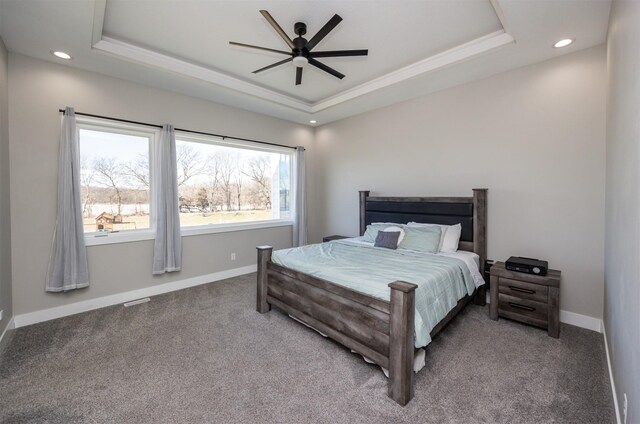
498 293 548 324
498 278 548 303
490 261 560 337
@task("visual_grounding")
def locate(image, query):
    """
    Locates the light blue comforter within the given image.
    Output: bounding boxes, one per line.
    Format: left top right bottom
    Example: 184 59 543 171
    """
271 240 476 348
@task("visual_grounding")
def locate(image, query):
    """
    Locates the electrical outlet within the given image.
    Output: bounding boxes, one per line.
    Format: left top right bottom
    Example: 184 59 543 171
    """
231 253 236 261
623 393 628 424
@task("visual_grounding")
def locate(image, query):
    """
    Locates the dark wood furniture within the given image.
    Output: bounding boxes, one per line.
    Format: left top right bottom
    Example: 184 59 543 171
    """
257 189 487 406
489 262 561 338
322 235 350 242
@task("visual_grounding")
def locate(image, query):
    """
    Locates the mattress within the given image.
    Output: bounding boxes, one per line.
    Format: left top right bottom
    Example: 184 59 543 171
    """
271 238 482 348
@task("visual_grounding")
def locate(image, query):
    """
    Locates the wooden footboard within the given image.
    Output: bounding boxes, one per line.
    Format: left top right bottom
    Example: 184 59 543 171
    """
256 245 417 406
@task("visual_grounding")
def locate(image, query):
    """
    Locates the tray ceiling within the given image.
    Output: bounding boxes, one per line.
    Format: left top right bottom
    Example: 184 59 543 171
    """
102 0 503 103
0 0 611 125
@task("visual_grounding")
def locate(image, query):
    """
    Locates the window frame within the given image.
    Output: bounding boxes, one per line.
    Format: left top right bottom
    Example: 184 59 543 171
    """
174 131 295 237
77 117 295 246
77 117 156 246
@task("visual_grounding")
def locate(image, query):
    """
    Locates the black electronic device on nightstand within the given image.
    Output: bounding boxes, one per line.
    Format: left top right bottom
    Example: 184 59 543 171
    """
505 256 548 276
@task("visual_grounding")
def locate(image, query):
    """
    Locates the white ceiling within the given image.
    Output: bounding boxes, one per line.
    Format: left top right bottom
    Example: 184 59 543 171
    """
103 0 502 102
0 0 611 126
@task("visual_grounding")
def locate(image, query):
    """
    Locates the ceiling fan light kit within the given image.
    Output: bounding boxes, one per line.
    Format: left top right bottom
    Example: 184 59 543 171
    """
230 10 368 86
292 56 308 67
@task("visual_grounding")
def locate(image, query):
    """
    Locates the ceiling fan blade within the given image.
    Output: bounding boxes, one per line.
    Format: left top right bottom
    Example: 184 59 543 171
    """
260 10 295 50
306 14 343 51
308 57 345 79
295 67 303 85
310 49 368 58
229 41 291 56
253 57 293 74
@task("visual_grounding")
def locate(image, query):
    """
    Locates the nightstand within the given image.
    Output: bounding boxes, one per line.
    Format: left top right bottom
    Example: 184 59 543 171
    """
490 262 561 338
322 235 349 242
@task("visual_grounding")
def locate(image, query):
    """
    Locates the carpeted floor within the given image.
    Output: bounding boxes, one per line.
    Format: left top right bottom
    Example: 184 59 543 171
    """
0 274 615 423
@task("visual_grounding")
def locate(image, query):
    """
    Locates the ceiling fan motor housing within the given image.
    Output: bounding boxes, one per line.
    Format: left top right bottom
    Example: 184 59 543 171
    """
293 36 309 57
294 22 307 36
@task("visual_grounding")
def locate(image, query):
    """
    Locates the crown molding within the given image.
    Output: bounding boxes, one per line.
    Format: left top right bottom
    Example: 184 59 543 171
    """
93 37 313 112
91 0 106 47
91 0 514 116
489 0 513 37
311 30 513 113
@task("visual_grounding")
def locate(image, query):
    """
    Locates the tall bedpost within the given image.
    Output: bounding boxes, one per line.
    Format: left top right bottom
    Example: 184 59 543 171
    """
256 245 273 313
359 190 370 236
388 280 417 406
472 188 488 306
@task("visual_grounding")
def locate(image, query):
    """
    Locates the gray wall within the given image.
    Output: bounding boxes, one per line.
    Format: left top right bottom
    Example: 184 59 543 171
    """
8 53 315 315
604 0 640 422
314 46 607 320
0 38 12 336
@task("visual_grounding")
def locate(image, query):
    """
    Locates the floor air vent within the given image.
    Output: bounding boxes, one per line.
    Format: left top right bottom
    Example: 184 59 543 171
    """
123 298 151 307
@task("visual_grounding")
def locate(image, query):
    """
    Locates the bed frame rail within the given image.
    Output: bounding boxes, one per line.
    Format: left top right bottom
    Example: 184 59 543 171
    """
257 245 417 405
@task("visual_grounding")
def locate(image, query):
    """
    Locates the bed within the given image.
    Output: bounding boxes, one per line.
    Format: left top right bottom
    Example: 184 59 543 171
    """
256 189 487 405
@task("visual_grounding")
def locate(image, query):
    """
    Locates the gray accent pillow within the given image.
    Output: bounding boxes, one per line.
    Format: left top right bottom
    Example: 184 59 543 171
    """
363 223 399 242
374 231 401 249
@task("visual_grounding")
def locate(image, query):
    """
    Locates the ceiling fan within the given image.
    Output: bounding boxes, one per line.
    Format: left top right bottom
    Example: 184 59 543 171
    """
229 10 368 86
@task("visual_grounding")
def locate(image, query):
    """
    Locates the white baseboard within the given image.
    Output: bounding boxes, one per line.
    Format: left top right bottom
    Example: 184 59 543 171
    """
559 310 603 333
13 264 257 328
602 324 622 424
0 316 15 347
13 269 604 334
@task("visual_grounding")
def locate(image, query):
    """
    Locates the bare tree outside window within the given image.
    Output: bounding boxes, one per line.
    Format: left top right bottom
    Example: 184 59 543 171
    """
177 144 206 187
78 124 292 234
79 128 151 233
175 138 291 227
244 156 272 209
92 157 128 216
80 155 96 218
124 154 150 189
234 158 244 212
217 151 235 212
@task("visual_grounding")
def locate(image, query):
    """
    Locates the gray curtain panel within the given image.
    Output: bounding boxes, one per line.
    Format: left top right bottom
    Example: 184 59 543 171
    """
292 146 307 247
46 107 89 292
152 124 182 274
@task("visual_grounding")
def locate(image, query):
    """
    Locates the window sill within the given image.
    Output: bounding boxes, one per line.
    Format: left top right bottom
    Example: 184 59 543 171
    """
180 219 293 237
85 230 155 246
85 220 293 246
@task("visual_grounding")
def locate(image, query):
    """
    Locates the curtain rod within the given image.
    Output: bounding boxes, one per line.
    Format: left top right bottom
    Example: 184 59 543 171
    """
58 109 302 151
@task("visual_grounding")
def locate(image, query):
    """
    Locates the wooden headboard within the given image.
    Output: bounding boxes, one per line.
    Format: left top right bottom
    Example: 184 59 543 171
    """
358 189 487 272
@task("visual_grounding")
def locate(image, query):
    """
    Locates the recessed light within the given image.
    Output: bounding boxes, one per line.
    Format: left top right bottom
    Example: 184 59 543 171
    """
309 120 317 124
554 39 573 48
51 51 72 60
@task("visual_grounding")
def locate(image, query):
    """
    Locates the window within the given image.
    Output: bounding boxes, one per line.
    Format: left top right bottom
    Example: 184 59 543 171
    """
77 117 295 243
175 133 293 229
78 120 153 235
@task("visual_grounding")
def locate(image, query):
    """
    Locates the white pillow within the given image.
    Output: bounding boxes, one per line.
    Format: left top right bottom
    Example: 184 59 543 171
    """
407 222 462 252
440 223 461 253
382 226 405 244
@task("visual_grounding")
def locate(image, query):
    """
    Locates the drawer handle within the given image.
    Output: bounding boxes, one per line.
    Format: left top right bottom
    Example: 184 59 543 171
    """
509 302 535 312
509 286 535 295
